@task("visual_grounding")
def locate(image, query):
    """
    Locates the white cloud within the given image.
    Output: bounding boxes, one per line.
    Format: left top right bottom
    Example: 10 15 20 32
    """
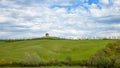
112 24 120 28
0 0 120 39
0 15 8 22
0 32 10 36
100 0 109 5
89 2 120 17
97 31 120 38
113 0 120 6
90 4 102 17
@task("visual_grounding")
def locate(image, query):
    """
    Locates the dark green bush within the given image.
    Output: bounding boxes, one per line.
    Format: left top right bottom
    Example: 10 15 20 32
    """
88 40 120 68
114 59 120 68
93 56 111 68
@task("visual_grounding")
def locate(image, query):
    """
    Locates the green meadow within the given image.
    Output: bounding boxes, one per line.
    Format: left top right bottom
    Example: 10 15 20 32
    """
0 39 114 64
0 66 85 68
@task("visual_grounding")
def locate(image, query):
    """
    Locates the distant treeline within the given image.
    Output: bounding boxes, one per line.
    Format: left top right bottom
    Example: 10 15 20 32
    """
0 37 119 42
0 37 68 42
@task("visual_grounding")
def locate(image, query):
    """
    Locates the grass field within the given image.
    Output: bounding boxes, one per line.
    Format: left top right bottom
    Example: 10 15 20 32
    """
0 39 115 64
0 66 85 68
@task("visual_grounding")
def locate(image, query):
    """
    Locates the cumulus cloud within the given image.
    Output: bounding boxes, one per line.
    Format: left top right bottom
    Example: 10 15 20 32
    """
99 0 109 5
0 0 120 39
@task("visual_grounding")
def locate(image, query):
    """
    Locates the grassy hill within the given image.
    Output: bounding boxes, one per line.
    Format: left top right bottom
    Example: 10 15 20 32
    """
0 39 115 65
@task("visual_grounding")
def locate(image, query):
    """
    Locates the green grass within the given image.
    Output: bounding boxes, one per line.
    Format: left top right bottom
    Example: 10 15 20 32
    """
0 39 115 63
0 66 85 68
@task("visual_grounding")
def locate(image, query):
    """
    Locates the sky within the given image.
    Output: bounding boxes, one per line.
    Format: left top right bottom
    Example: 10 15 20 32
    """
0 0 120 39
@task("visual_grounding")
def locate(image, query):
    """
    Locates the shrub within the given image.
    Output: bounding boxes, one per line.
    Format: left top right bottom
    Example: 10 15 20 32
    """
22 53 43 66
88 41 120 68
0 58 7 66
114 59 120 68
64 56 72 65
90 56 111 68
49 58 62 66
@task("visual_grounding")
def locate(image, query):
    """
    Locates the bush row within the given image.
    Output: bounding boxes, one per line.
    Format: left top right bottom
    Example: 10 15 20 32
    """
0 56 87 67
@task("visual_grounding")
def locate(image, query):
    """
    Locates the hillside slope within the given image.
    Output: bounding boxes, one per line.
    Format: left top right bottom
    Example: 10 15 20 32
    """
0 39 115 66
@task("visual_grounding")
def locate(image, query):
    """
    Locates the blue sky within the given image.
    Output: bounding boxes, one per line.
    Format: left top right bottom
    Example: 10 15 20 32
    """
0 0 120 39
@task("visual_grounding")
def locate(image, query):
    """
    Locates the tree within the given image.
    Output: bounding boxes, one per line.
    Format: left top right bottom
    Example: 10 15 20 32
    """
45 33 49 37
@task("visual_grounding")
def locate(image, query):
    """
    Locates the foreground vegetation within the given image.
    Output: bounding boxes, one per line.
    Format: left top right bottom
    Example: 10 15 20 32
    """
0 66 86 68
0 39 118 67
87 40 120 68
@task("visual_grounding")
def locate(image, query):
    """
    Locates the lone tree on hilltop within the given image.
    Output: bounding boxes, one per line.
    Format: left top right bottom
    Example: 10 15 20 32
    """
45 33 49 37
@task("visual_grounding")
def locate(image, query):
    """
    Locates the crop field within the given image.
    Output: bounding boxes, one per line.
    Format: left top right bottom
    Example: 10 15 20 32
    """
0 40 114 63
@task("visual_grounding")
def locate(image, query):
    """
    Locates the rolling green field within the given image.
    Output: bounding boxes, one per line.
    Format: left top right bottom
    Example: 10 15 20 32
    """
0 66 85 68
0 39 115 64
